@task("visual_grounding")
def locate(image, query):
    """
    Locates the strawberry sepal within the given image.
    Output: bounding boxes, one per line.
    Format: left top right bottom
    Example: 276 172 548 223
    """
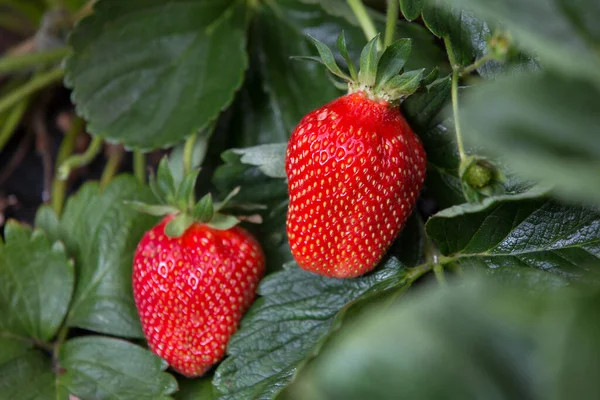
302 32 427 104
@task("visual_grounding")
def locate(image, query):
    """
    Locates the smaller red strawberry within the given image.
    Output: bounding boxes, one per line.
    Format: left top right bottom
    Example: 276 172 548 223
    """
130 158 265 377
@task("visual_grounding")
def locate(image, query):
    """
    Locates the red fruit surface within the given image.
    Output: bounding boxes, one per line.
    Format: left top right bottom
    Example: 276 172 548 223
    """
132 217 265 377
286 92 426 278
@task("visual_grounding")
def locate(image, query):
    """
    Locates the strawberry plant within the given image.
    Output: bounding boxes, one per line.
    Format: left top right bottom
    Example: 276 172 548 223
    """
0 0 599 399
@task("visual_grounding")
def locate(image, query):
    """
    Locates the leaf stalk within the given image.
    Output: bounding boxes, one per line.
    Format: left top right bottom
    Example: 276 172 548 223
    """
347 0 380 49
384 0 398 49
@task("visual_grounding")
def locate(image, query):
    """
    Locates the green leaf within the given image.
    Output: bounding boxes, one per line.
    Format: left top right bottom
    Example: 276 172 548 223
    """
0 350 64 400
59 175 158 338
0 222 73 342
384 68 424 96
374 38 412 90
213 259 426 399
125 201 179 217
460 72 600 205
176 378 216 400
65 0 248 149
291 275 600 400
207 213 240 231
337 31 358 80
399 0 423 21
157 157 177 203
164 213 194 237
33 205 60 244
193 193 214 222
358 34 380 87
308 35 352 81
0 337 32 365
426 189 600 280
399 0 489 66
176 169 200 211
231 144 287 179
441 0 600 84
59 336 177 400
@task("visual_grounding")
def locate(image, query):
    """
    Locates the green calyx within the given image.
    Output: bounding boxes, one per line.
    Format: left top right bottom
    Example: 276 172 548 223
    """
459 156 506 203
304 32 428 103
126 157 242 237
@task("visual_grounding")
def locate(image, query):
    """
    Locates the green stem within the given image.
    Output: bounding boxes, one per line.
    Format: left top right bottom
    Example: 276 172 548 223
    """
52 324 69 368
384 0 398 49
385 262 434 307
100 147 124 190
133 150 146 183
182 131 198 175
0 66 64 115
347 0 379 47
460 53 496 76
433 264 447 286
0 47 70 75
57 136 102 181
444 36 467 161
51 116 82 216
0 99 28 153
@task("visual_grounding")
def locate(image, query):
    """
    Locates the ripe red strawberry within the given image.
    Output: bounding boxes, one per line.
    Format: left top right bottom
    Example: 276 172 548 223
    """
129 158 265 377
133 216 265 377
286 34 427 278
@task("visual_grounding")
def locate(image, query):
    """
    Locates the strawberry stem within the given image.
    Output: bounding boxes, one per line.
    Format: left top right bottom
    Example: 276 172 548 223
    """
133 149 146 184
100 145 124 191
460 53 496 76
347 0 380 49
57 136 103 181
384 0 398 49
183 131 198 175
51 116 82 216
433 264 447 286
444 36 467 162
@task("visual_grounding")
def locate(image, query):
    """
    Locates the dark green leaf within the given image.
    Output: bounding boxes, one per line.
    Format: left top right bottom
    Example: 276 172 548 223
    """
0 337 32 365
59 175 158 338
59 336 177 400
441 0 600 84
399 0 489 66
164 213 194 237
308 35 351 81
0 222 73 342
193 193 214 222
213 259 423 399
426 188 600 280
374 39 412 90
358 34 380 87
400 0 423 21
207 213 240 231
65 0 248 149
231 144 287 179
291 276 600 400
176 378 215 400
0 350 64 400
460 72 600 205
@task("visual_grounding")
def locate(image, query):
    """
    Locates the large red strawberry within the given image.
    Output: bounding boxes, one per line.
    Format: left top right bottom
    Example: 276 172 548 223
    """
130 159 265 377
286 34 427 278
